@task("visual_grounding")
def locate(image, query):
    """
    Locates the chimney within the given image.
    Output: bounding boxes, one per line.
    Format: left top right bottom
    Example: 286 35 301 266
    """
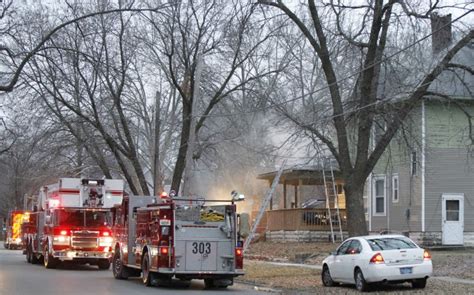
430 13 452 54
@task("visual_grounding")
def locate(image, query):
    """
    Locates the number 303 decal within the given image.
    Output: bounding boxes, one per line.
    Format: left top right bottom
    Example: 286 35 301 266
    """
192 242 211 254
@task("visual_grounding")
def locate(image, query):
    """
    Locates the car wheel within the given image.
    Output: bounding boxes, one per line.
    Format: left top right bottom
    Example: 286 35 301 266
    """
322 265 336 287
354 268 369 292
412 278 427 289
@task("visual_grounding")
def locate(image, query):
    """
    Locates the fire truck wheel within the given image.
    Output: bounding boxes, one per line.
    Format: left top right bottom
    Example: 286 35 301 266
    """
204 279 215 289
26 244 32 263
31 251 39 264
112 251 129 280
141 253 156 287
97 259 111 270
43 245 58 269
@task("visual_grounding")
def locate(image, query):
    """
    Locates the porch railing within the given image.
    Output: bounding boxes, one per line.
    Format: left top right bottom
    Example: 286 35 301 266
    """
265 208 347 231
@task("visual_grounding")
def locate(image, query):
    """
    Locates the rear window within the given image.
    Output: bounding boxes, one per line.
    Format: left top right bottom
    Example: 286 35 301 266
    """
366 237 418 251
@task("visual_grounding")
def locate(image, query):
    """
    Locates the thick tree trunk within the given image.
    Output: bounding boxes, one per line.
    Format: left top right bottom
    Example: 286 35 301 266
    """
344 177 368 237
171 101 192 194
153 92 162 196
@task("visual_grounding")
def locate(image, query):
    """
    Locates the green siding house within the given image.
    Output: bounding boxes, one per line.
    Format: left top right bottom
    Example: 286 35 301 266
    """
368 46 474 246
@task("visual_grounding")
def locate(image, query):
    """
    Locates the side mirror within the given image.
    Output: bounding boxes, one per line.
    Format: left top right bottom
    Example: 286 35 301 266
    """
238 213 250 238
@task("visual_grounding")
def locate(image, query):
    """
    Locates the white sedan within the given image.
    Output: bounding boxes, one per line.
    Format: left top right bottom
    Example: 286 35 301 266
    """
321 235 432 292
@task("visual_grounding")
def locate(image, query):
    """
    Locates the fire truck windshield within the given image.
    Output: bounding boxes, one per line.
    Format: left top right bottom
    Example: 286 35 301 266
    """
55 210 110 227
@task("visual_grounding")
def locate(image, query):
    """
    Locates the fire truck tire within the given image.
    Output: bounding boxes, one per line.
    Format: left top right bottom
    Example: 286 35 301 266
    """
141 253 156 287
44 245 58 269
31 251 39 264
26 243 33 263
97 259 111 270
204 279 215 289
112 251 129 280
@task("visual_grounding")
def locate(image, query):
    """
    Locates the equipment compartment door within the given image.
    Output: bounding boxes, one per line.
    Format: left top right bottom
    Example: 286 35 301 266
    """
185 241 217 271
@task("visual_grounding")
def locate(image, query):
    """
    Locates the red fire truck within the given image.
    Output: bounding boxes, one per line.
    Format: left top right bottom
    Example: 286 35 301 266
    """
111 193 247 288
23 178 124 269
3 210 28 249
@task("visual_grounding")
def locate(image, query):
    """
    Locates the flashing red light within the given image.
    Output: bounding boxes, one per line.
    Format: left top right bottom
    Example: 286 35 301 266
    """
160 192 168 199
369 253 385 264
423 250 431 260
236 248 242 256
160 247 169 255
49 199 60 208
60 230 68 236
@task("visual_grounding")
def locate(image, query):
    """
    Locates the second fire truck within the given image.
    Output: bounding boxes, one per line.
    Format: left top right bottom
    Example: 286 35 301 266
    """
23 178 124 269
111 192 248 288
3 210 28 249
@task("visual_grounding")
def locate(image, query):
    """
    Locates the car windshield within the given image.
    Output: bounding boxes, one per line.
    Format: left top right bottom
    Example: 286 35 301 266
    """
366 237 418 251
56 210 110 227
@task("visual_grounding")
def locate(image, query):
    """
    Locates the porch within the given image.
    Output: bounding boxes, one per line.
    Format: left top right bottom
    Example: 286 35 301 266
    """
255 165 347 237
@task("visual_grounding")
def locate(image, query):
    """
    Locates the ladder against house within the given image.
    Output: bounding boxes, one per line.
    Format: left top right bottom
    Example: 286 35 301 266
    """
321 157 344 243
243 160 286 252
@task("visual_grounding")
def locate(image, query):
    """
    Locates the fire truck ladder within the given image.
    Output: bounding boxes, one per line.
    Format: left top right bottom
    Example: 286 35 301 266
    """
321 157 343 243
243 160 286 252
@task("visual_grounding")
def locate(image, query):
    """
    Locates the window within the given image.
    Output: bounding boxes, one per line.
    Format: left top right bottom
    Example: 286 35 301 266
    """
392 174 399 203
446 200 460 221
373 176 386 216
366 237 418 251
411 152 417 175
347 240 363 254
336 240 352 255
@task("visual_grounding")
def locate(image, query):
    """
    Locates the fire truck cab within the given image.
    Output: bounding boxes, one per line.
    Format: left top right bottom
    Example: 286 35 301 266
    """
112 193 246 288
23 178 124 269
4 210 27 250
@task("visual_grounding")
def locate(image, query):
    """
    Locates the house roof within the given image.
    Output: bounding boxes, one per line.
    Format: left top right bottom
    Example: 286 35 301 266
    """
257 165 344 186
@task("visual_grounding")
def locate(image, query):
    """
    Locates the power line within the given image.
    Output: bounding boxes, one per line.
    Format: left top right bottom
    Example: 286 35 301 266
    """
191 9 473 119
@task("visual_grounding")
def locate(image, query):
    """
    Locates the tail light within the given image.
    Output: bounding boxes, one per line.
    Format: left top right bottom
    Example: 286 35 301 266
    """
235 247 243 269
369 253 384 264
423 250 431 260
157 246 173 268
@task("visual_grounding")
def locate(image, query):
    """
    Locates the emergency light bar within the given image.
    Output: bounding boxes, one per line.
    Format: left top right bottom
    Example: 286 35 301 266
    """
171 198 245 203
81 179 105 186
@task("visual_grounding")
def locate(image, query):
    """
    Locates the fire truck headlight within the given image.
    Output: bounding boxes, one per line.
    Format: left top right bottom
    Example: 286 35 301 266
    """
99 237 113 247
15 238 22 244
53 236 70 245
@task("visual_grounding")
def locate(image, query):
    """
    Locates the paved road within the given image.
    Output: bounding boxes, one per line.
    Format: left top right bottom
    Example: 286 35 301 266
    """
0 245 262 295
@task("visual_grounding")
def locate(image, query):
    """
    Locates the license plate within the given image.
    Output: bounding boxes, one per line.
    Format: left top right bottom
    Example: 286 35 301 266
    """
400 267 413 274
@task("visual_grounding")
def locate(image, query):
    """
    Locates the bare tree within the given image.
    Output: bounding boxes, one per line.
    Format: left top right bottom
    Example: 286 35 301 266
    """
259 0 473 236
142 1 282 193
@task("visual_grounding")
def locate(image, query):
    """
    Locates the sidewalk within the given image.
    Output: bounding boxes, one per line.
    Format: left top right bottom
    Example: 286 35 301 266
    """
249 259 474 285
